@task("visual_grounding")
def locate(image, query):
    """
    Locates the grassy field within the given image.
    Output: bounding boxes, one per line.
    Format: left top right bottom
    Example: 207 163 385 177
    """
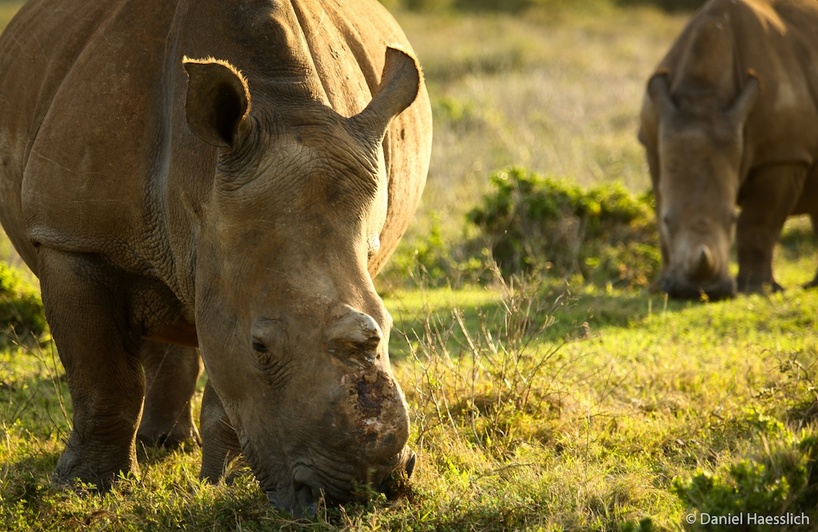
4 2 818 531
4 257 818 530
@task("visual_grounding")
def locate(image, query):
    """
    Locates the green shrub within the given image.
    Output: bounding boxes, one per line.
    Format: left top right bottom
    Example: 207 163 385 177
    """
380 214 487 288
673 420 818 529
467 167 659 287
0 262 46 345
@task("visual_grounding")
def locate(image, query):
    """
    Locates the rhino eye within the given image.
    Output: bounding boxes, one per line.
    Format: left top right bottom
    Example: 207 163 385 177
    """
250 318 287 359
251 338 268 353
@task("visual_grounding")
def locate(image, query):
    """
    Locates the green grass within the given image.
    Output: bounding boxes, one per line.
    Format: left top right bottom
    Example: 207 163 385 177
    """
4 240 818 529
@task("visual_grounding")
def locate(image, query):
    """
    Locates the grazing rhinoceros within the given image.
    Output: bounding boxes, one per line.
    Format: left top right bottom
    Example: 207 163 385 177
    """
638 0 818 300
0 0 431 515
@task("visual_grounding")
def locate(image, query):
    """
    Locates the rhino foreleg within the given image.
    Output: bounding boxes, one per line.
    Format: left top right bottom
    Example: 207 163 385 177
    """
737 165 807 293
138 341 203 448
807 211 818 288
38 248 144 490
199 380 241 483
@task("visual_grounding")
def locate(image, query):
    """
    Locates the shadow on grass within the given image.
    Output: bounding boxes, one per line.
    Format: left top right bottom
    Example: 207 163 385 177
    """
2 453 60 493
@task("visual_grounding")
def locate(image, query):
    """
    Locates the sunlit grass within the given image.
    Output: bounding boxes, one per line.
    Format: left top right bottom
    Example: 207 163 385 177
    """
3 253 818 529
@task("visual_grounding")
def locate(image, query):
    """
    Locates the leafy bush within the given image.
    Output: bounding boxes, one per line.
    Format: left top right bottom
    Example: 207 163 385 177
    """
0 262 46 345
380 214 486 288
467 167 659 287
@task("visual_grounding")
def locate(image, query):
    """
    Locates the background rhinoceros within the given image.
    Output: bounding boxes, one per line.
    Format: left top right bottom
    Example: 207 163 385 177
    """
0 0 431 515
639 0 818 299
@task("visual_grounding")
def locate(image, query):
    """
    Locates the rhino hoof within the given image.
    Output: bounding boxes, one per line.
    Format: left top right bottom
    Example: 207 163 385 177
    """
137 425 202 449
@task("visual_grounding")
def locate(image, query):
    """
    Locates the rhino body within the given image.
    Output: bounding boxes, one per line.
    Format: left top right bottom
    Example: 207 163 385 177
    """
0 0 431 513
639 0 818 299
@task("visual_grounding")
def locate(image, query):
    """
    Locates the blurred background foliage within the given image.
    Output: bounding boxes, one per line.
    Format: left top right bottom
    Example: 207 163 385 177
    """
380 0 706 13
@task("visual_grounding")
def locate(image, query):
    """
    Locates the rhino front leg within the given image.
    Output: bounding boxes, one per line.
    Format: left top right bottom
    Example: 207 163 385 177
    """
38 248 144 489
199 380 241 483
137 341 203 448
807 211 818 289
736 165 806 293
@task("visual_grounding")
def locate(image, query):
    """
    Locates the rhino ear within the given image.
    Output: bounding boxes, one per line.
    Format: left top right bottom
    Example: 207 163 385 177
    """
183 57 251 148
727 70 761 126
352 47 422 141
647 71 677 116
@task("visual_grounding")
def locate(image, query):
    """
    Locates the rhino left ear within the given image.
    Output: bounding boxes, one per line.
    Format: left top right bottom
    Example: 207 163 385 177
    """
352 47 422 141
183 57 251 148
726 70 761 126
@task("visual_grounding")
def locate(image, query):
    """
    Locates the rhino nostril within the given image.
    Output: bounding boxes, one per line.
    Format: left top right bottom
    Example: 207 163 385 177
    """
378 450 416 498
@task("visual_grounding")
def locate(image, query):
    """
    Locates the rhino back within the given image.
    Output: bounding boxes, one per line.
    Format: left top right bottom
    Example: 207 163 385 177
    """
0 0 430 300
0 0 124 272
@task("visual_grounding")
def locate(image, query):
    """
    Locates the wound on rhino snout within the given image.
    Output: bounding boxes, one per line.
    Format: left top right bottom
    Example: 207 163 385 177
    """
345 371 400 442
356 372 391 414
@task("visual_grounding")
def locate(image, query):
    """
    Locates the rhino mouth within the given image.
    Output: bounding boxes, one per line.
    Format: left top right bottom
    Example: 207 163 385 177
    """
661 274 737 301
266 483 321 518
263 449 417 517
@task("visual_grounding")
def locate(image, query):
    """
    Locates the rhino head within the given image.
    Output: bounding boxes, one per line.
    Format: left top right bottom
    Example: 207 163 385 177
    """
644 72 760 300
182 48 419 514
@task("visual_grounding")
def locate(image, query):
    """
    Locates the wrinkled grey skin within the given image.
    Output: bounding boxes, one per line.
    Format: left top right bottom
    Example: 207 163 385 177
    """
0 0 431 515
639 0 818 299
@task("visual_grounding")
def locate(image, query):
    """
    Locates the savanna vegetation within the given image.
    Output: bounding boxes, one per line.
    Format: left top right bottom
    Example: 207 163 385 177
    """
3 1 818 530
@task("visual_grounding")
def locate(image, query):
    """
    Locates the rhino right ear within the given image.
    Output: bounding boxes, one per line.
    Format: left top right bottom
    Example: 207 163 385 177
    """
350 47 422 144
183 57 251 148
647 71 677 116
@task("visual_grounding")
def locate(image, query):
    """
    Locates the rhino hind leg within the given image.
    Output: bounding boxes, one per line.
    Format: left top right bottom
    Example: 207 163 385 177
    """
137 341 203 448
38 248 145 490
199 380 242 483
